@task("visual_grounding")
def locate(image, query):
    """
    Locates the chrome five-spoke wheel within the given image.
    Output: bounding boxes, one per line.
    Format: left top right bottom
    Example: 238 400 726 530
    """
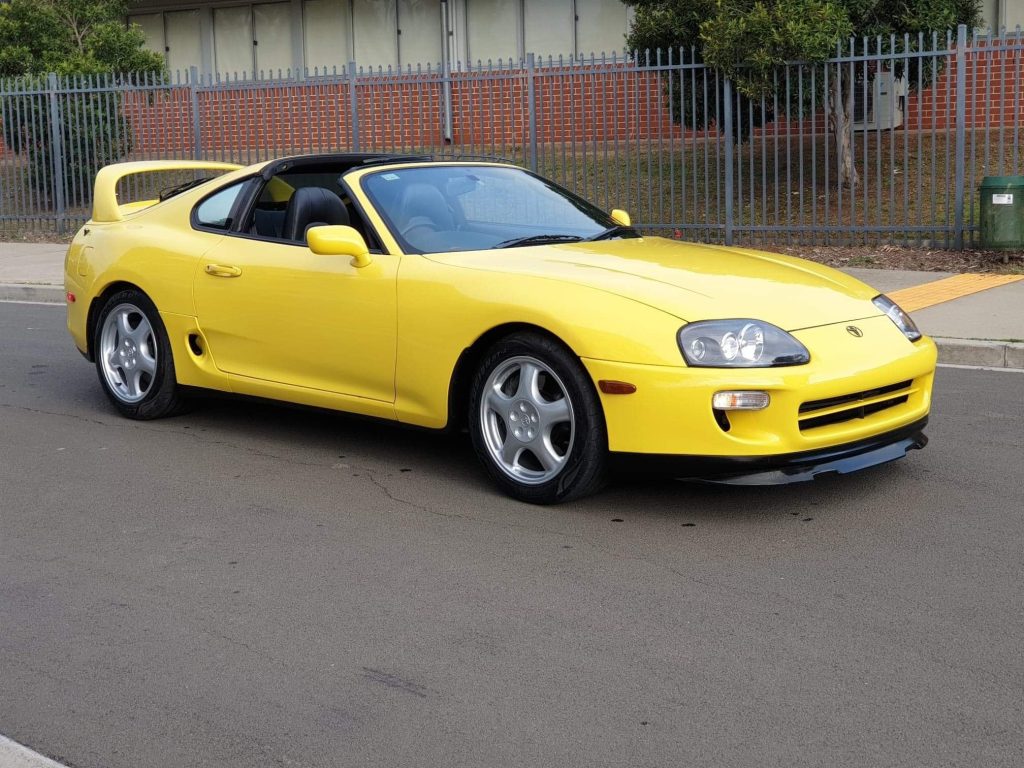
469 333 608 504
94 289 185 420
99 303 158 403
480 356 575 485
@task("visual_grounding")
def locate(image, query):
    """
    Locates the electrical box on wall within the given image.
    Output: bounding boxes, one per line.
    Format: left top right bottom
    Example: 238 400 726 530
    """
853 71 907 131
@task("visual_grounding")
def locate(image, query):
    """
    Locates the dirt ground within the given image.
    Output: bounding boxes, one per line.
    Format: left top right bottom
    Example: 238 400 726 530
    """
771 244 1024 274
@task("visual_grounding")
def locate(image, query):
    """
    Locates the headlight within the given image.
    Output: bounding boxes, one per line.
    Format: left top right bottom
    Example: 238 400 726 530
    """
678 320 810 367
873 295 922 341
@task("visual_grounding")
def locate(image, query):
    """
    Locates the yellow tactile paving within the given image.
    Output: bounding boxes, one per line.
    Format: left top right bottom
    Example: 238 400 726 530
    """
887 273 1024 313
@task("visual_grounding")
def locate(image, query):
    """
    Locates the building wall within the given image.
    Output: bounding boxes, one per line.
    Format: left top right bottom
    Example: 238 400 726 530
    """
128 0 634 79
980 0 1024 31
116 41 1024 159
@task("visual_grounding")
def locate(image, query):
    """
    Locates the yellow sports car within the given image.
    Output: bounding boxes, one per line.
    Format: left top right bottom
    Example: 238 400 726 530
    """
65 154 936 503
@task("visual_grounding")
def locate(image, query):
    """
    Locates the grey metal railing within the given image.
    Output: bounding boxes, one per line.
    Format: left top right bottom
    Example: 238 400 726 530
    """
1 25 1021 248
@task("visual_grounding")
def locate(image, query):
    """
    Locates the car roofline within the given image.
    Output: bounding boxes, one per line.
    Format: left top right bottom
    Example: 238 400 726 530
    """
257 153 430 180
256 153 519 180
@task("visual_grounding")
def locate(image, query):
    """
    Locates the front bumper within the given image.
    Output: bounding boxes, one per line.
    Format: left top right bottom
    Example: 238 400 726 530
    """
582 315 938 462
611 416 928 485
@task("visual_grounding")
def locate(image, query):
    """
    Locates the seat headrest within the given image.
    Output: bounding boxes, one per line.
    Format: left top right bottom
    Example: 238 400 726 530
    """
397 183 454 232
282 186 349 242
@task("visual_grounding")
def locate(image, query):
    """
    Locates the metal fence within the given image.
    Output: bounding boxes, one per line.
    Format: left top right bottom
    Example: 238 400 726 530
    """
1 24 1021 248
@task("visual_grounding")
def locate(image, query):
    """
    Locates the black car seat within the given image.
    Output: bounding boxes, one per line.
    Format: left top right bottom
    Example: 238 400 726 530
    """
282 187 349 242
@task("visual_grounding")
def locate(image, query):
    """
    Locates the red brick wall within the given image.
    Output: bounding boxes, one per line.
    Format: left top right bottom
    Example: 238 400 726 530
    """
6 48 1020 160
908 41 1024 130
121 65 685 155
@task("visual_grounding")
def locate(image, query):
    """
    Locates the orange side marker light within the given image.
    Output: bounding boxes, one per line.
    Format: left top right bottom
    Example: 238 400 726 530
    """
599 380 637 395
66 292 76 303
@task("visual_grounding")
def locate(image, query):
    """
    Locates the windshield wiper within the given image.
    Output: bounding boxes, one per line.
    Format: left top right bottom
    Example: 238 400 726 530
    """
159 176 213 201
493 234 584 249
584 225 638 241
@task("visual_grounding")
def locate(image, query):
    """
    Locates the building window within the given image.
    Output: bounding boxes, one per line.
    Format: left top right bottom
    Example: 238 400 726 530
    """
130 12 164 60
463 0 630 65
523 0 573 59
466 0 518 64
303 0 353 74
254 2 294 76
575 0 628 57
129 9 202 77
210 3 296 80
166 10 203 76
214 6 254 78
353 0 398 69
398 0 443 68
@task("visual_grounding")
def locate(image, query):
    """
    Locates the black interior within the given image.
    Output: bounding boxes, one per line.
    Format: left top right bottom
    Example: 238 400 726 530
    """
240 153 417 250
282 187 350 242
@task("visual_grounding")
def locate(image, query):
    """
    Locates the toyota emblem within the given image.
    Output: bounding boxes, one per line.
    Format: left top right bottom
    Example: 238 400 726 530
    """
846 325 864 337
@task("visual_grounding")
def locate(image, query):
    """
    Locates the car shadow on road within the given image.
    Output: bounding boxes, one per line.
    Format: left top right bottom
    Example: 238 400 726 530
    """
162 391 912 523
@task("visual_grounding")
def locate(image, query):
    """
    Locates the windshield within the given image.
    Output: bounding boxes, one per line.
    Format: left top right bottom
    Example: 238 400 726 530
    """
359 165 628 254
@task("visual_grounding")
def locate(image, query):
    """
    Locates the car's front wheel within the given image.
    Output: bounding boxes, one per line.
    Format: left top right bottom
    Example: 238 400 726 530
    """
468 333 608 504
94 289 186 420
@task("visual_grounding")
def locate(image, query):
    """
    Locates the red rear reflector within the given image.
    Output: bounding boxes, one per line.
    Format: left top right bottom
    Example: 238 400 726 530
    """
66 292 76 303
598 380 636 395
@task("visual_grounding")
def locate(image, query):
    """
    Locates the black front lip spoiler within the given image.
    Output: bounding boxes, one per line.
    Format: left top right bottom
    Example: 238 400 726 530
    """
611 416 929 486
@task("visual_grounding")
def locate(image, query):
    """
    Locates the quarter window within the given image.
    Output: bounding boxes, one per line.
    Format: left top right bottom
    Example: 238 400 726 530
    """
195 181 247 230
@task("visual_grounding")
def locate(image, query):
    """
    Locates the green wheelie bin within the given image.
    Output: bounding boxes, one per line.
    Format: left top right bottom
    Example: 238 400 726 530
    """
979 176 1024 250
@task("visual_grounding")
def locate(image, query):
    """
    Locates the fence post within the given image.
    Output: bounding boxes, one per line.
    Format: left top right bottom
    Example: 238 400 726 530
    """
526 52 538 172
46 73 66 234
189 66 202 160
953 24 967 250
722 75 734 246
347 61 361 152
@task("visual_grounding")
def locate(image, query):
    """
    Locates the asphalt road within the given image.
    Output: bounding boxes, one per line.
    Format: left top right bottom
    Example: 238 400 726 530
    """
1 301 1022 768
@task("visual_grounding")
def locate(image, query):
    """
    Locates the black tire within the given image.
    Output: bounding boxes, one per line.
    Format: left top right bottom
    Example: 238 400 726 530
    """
468 332 608 504
93 288 187 420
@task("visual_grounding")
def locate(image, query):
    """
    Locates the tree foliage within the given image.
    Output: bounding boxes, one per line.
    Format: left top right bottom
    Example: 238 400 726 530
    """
625 0 981 92
0 0 162 77
624 0 982 186
0 0 163 206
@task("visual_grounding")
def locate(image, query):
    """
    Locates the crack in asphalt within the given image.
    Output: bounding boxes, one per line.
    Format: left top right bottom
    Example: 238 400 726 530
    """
1 401 802 608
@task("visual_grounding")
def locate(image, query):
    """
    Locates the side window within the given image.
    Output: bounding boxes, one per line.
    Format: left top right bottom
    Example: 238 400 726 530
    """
194 181 248 230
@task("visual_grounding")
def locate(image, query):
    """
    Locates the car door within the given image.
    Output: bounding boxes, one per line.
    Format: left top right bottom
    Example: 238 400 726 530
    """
192 207 398 404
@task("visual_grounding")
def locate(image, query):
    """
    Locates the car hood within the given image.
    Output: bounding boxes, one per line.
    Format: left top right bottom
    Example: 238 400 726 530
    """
427 236 882 330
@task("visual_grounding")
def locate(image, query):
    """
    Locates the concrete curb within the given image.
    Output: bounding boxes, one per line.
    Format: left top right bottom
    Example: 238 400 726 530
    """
934 337 1024 370
0 283 64 304
0 735 72 768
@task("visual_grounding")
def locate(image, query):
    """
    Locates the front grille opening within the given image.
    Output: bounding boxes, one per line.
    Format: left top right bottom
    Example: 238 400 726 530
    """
800 395 910 430
800 380 912 414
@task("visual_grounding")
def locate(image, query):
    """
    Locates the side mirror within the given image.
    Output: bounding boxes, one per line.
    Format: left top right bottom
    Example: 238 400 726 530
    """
307 225 373 268
610 209 631 227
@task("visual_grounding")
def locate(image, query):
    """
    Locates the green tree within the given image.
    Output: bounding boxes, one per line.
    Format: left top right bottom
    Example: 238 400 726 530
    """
0 0 162 77
0 0 163 205
625 0 981 188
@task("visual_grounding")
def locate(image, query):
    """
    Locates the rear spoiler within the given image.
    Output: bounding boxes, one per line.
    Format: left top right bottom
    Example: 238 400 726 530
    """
92 160 243 223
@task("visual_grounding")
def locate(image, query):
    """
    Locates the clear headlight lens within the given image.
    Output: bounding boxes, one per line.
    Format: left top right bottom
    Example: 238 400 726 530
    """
873 295 922 341
678 320 810 367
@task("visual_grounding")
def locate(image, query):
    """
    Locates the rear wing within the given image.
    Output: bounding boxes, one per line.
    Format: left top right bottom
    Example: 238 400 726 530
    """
92 160 243 223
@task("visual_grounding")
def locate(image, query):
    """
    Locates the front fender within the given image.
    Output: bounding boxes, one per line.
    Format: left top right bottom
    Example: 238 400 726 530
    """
394 256 684 428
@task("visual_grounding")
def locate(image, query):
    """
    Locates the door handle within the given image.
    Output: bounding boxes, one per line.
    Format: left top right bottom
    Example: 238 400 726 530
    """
205 264 242 278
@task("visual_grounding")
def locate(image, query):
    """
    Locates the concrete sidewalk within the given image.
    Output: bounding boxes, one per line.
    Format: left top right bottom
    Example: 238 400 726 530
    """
2 242 1022 368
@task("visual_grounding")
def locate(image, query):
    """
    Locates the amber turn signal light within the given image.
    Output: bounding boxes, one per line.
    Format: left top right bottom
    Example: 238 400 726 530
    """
598 380 637 395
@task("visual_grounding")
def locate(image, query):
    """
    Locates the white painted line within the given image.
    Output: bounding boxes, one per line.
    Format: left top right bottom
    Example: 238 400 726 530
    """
938 363 1024 373
0 300 64 307
0 735 72 768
